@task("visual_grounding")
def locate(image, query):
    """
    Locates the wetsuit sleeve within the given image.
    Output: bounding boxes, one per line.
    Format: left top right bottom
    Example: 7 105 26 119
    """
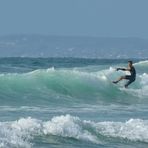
117 68 126 71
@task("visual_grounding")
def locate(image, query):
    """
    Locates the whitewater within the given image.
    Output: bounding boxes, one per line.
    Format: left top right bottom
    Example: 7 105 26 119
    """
0 58 148 148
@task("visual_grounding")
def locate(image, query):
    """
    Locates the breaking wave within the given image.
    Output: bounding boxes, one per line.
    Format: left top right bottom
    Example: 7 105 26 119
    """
0 60 147 105
0 115 148 147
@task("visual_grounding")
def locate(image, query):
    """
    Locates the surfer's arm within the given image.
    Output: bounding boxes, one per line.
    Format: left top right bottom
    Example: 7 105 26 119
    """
116 68 130 71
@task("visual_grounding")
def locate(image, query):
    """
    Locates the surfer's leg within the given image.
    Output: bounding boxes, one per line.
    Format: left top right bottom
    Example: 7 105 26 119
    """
113 76 125 84
124 80 132 88
124 79 135 88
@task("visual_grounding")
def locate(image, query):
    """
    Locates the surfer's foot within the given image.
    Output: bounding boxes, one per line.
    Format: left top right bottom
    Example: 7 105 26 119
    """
124 85 128 88
112 81 118 84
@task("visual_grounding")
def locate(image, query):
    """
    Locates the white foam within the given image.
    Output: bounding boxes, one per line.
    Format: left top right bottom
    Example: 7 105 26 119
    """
0 115 99 147
136 73 148 97
134 60 148 66
95 118 148 142
139 73 148 85
0 115 148 147
43 115 99 143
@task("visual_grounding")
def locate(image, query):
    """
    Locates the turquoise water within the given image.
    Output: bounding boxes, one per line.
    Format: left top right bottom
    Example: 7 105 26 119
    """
0 58 148 148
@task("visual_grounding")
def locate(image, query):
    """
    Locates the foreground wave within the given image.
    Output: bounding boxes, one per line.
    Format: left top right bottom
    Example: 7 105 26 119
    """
0 114 148 147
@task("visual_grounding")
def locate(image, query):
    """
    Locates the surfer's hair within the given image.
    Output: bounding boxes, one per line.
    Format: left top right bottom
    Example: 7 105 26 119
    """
128 60 133 65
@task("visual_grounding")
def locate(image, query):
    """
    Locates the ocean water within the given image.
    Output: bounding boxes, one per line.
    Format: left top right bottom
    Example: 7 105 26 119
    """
0 58 148 148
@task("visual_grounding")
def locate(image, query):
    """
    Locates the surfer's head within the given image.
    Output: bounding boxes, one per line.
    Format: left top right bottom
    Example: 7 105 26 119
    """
128 60 133 67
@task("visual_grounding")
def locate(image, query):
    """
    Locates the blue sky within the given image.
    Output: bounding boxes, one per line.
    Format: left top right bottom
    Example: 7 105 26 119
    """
0 0 148 38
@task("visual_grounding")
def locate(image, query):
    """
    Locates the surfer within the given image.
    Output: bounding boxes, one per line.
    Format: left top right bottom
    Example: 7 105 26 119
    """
113 60 136 88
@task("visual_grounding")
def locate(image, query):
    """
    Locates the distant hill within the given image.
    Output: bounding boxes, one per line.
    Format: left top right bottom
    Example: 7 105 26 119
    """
0 35 147 58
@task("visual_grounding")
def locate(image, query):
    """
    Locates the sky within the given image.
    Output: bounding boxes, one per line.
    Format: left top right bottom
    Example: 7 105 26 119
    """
0 0 148 38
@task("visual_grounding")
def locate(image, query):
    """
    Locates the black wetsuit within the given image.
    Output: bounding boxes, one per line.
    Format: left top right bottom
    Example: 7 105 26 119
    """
124 66 136 88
